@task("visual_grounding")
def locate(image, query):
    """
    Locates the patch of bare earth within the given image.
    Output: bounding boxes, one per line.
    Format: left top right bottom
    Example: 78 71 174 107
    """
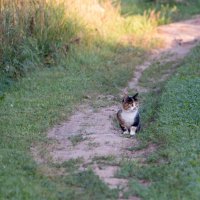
32 16 200 199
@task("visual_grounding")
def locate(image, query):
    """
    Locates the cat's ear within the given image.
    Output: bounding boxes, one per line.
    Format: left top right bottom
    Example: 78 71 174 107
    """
132 93 139 100
122 94 128 102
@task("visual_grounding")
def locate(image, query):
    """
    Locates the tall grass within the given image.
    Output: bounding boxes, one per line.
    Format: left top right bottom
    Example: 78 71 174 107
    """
0 0 159 82
1 0 200 83
0 0 84 78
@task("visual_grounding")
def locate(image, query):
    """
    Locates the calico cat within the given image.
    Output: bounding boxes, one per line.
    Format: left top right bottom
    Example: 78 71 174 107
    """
117 93 140 136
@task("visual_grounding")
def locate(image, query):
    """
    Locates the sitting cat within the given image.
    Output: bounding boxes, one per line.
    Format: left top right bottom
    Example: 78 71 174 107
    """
117 93 140 136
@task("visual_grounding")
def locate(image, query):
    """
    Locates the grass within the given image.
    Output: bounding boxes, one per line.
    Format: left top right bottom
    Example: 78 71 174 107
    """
64 169 118 199
121 0 200 24
139 53 180 89
0 0 158 86
2 0 200 93
120 45 200 199
92 155 117 165
117 160 139 179
1 0 200 88
87 141 100 149
136 53 183 131
54 158 83 172
0 44 144 199
68 134 88 146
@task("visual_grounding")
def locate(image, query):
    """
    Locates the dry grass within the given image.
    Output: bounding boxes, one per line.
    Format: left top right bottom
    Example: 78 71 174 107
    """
0 0 158 46
0 0 160 79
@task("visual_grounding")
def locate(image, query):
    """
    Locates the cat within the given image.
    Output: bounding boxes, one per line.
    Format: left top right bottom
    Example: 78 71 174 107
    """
117 93 140 136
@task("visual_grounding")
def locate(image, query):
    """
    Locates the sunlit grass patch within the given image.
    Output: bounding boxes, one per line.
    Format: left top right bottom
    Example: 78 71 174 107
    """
0 0 161 82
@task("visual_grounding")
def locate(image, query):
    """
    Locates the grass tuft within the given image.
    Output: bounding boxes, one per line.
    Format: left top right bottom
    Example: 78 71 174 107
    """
68 134 88 146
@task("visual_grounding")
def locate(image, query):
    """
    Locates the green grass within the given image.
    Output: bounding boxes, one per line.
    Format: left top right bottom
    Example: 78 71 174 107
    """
64 169 118 199
0 43 144 199
0 0 158 87
2 0 200 89
121 45 200 199
139 53 180 90
121 0 200 24
92 155 117 165
53 158 83 172
68 134 88 146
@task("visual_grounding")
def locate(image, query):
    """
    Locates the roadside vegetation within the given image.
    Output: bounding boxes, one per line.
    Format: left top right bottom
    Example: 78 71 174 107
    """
2 0 200 89
1 0 200 199
122 45 200 199
0 0 157 92
121 0 200 23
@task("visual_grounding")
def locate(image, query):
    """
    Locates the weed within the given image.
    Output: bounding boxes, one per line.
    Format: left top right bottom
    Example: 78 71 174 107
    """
117 160 140 179
126 142 148 151
54 158 83 172
87 142 100 149
123 179 148 199
68 134 87 146
92 155 117 165
65 169 118 199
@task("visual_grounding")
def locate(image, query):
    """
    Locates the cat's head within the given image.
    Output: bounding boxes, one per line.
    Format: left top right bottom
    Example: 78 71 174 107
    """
122 93 139 111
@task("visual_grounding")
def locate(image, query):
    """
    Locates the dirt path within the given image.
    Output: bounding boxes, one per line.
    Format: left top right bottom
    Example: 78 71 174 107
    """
32 16 200 198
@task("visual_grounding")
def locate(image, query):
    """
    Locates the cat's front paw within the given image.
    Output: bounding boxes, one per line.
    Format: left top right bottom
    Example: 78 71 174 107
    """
130 126 137 136
123 130 129 135
130 131 136 136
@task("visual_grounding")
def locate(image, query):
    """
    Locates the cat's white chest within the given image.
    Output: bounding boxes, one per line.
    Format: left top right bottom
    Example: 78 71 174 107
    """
121 110 138 127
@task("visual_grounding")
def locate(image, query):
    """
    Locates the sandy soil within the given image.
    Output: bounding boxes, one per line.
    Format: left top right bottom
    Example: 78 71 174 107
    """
31 16 200 199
